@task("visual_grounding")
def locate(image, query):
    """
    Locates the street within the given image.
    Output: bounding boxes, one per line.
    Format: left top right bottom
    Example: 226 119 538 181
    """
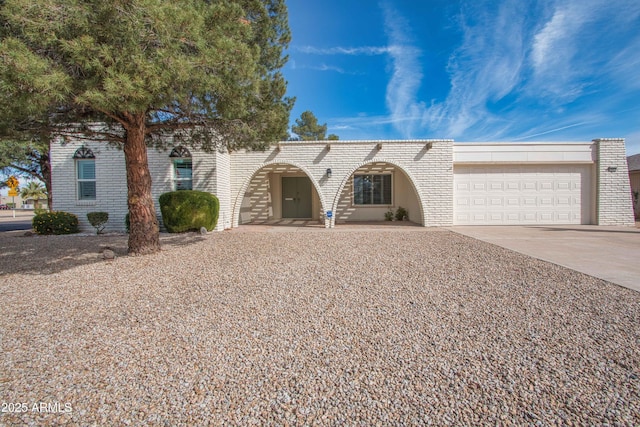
0 210 34 232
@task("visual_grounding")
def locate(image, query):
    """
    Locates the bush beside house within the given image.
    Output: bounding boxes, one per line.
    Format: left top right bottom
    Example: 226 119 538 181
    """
33 211 79 235
159 191 219 233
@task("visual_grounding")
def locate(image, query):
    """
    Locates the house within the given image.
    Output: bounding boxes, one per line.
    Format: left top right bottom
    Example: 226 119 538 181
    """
628 153 640 219
0 194 23 209
50 138 636 232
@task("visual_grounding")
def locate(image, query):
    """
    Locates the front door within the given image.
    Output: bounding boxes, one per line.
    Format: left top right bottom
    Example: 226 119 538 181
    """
282 177 312 218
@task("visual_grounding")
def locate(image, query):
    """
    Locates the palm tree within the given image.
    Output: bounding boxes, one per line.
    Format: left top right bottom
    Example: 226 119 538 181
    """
20 181 47 210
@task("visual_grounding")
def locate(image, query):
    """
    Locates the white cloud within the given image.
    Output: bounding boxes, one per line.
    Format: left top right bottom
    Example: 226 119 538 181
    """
379 2 427 138
292 0 640 142
422 1 530 138
606 36 640 90
295 46 391 56
310 63 347 74
529 1 601 100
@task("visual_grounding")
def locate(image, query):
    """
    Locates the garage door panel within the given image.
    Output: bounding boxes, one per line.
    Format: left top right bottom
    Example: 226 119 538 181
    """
473 182 486 191
505 181 520 191
454 164 592 225
488 181 504 191
489 197 503 206
540 197 554 206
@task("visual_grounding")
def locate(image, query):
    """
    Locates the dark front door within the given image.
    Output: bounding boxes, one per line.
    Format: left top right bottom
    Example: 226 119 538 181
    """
282 177 312 218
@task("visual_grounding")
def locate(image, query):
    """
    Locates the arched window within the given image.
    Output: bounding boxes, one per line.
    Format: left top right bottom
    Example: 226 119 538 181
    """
169 146 191 158
73 147 96 200
169 146 192 190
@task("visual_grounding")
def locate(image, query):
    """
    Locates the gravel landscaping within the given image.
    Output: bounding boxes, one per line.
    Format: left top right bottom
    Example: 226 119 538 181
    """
1 227 639 426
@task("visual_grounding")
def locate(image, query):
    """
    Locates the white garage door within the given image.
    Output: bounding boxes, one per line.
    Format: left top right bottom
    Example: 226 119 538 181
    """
454 164 593 225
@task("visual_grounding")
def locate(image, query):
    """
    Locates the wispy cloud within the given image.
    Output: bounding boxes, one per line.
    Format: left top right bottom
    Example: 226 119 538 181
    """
379 2 426 138
529 1 606 101
290 0 640 142
419 0 640 140
421 1 531 138
295 46 392 56
511 122 589 141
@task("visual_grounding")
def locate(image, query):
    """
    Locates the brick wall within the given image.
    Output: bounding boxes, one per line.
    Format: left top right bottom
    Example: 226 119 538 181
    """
51 137 635 232
51 139 129 232
595 138 635 225
51 138 224 232
230 140 454 228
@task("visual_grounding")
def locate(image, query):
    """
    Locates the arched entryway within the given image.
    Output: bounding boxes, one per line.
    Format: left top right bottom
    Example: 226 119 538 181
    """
232 162 327 227
331 160 425 226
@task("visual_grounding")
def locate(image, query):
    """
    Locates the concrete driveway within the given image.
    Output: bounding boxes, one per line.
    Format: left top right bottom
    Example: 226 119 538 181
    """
449 225 640 292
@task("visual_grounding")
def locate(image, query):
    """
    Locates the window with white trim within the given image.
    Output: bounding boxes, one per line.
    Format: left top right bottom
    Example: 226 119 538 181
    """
170 146 192 190
353 174 392 205
73 147 96 200
173 159 193 190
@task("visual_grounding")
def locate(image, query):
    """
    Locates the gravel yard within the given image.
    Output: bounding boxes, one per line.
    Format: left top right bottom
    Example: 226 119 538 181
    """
1 228 639 426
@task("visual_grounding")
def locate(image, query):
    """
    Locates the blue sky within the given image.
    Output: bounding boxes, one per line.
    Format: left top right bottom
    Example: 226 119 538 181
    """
284 0 640 154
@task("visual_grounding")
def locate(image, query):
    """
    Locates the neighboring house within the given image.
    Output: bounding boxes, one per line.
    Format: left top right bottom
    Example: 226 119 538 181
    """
50 137 636 232
628 153 640 219
21 198 48 210
0 194 48 209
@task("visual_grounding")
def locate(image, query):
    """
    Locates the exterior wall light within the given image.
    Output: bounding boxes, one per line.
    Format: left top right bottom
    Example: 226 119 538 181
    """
326 168 332 178
425 142 433 150
376 142 383 150
607 166 618 172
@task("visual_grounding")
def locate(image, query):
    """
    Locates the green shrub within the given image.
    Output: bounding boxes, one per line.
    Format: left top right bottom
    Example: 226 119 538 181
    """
384 210 394 221
33 208 48 216
87 211 109 234
395 206 408 221
32 211 79 235
125 213 130 233
159 190 219 233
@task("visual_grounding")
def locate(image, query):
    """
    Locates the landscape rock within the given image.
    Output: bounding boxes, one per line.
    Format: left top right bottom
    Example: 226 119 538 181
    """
0 229 638 425
102 249 116 260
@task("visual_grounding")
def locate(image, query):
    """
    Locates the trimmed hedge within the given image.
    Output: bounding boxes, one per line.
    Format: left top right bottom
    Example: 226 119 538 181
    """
159 190 219 233
87 211 109 234
33 211 80 235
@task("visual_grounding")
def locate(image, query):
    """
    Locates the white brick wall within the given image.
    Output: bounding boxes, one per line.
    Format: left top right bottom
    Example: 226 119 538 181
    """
51 138 225 232
595 138 635 226
50 136 636 232
51 139 129 232
230 140 453 227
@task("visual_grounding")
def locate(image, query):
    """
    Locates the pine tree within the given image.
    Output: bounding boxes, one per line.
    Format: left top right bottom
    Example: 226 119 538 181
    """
0 0 293 254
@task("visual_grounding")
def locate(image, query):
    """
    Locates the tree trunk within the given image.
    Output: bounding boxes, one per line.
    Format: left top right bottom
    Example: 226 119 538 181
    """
41 144 52 210
123 113 161 255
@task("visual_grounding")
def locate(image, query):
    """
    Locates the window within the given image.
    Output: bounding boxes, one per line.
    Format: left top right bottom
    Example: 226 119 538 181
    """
73 147 96 201
173 159 193 190
353 174 392 205
76 160 96 200
169 146 193 191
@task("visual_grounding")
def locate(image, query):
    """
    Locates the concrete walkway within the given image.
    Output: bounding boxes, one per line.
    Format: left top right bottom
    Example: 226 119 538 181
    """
449 225 640 292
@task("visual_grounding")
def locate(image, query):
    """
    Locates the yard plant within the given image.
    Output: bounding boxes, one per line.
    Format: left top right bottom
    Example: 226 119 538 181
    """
32 211 79 235
159 191 219 233
395 206 408 221
87 212 109 234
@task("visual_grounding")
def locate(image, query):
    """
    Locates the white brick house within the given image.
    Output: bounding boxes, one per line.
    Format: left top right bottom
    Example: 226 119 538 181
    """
50 137 635 232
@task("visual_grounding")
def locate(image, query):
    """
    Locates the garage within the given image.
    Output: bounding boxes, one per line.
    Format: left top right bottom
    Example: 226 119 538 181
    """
453 164 594 225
